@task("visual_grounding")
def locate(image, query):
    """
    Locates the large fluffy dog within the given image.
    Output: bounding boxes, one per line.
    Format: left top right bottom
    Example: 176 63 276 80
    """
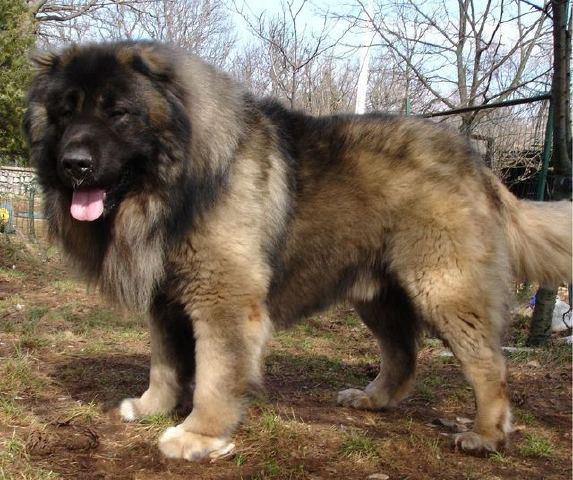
24 41 571 461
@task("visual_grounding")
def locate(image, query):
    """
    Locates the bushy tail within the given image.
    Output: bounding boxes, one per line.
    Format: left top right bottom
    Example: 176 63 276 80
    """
495 178 572 287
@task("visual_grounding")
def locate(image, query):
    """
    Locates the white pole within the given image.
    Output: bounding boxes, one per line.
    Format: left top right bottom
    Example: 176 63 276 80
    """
355 0 373 114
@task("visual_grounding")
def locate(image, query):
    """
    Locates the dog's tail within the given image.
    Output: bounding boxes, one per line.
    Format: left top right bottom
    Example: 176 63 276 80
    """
494 175 572 287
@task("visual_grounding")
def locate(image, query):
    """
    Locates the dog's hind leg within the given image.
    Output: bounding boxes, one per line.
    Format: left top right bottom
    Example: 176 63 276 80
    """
403 261 512 453
120 292 195 421
338 280 421 410
424 297 510 453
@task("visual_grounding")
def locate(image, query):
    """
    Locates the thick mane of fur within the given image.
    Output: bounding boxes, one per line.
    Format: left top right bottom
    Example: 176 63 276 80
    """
27 42 250 310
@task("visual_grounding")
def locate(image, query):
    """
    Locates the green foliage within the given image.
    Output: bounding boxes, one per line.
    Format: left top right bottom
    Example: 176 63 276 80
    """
0 0 35 164
519 433 555 458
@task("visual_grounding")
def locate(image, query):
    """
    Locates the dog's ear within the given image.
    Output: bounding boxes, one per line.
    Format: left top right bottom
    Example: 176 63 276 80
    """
29 45 79 76
29 50 61 75
121 43 174 81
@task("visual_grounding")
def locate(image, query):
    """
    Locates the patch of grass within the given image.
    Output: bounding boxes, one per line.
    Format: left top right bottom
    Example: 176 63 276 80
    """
53 279 78 292
506 343 572 367
406 426 442 459
518 432 554 458
340 315 360 328
296 323 319 337
259 411 281 436
0 397 26 422
0 306 51 351
241 408 311 479
490 451 511 464
67 400 101 423
18 334 49 352
0 349 44 396
80 338 116 355
0 435 26 459
449 386 472 404
53 303 143 336
249 408 309 443
0 434 60 479
0 268 27 280
266 351 364 387
234 452 247 467
135 413 176 438
510 314 531 347
424 337 443 348
26 307 49 324
263 458 281 477
340 429 378 459
436 354 458 366
415 375 444 402
115 330 147 342
67 308 118 335
514 409 536 426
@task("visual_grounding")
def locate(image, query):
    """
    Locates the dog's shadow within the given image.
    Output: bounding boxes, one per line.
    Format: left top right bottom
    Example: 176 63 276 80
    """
51 354 150 411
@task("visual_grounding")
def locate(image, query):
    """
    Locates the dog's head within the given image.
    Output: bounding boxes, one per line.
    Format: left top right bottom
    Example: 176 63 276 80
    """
24 42 189 221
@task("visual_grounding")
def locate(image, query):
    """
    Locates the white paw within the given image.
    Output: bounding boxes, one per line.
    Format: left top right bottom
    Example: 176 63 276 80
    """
119 398 139 422
158 425 235 461
451 431 500 453
337 388 374 410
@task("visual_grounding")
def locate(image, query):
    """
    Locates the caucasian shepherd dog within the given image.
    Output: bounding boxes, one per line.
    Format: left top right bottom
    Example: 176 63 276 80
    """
24 41 571 461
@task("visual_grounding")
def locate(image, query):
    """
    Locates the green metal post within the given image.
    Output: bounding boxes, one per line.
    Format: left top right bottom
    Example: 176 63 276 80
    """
405 97 411 115
539 0 572 201
27 182 36 240
536 103 553 201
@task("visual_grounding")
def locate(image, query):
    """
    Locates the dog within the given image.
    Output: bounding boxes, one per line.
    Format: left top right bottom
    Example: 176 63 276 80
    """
24 41 572 461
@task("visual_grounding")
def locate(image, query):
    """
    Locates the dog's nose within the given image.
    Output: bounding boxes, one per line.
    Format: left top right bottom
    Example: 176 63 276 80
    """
61 149 93 179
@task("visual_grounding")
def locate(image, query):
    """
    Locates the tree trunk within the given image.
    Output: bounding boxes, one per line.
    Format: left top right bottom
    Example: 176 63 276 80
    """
527 287 556 346
551 0 572 197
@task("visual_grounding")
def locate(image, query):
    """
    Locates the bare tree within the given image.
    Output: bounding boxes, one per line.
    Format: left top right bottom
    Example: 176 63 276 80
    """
235 0 351 109
27 0 236 68
135 0 236 66
230 43 274 97
28 0 121 44
300 55 359 114
339 0 552 130
367 53 436 113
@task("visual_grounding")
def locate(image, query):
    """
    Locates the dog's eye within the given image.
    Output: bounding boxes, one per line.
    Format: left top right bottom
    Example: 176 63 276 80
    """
110 109 129 119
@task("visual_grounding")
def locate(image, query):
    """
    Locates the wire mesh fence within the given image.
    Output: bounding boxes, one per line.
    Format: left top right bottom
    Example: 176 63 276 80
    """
0 166 48 243
423 95 551 200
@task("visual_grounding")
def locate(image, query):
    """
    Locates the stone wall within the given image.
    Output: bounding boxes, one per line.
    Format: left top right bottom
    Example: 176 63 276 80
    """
0 166 37 196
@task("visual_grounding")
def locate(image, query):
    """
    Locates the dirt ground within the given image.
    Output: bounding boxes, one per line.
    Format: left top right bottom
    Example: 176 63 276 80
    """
0 237 571 480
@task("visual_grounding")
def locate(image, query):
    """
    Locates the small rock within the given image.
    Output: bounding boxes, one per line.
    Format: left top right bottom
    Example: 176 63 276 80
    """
526 360 540 368
367 474 389 480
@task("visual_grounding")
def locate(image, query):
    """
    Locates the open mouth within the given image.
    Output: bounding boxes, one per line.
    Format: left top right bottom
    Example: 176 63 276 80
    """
70 188 106 221
68 166 135 222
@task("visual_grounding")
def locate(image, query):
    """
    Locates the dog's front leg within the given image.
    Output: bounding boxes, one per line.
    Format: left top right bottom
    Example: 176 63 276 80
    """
158 299 270 461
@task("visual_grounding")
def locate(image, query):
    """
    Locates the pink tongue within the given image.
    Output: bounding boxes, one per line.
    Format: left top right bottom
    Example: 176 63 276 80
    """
70 189 105 221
